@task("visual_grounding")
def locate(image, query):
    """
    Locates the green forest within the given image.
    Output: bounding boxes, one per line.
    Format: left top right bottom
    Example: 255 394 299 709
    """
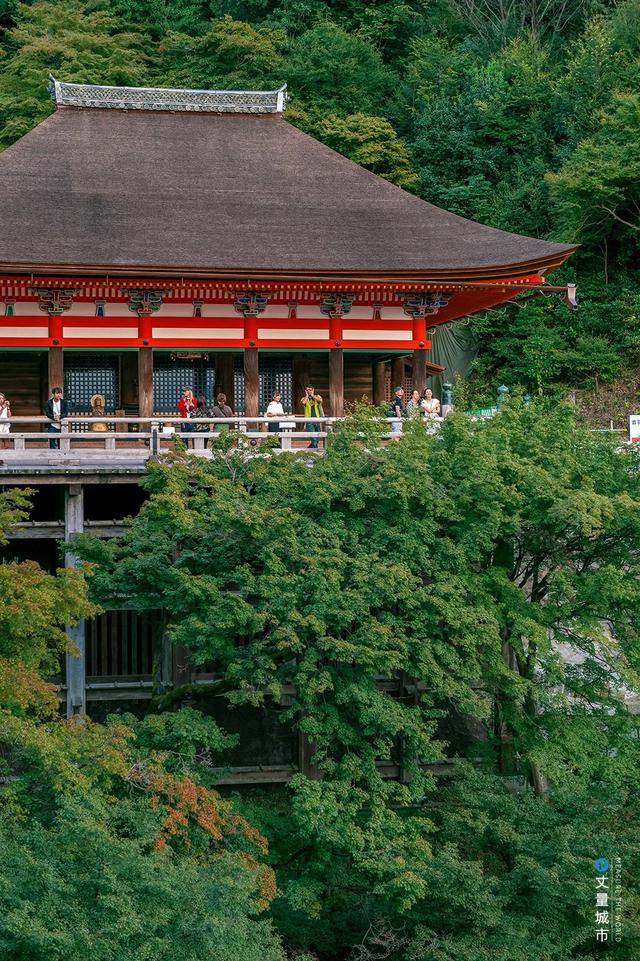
2 405 640 959
2 2 640 960
2 0 640 416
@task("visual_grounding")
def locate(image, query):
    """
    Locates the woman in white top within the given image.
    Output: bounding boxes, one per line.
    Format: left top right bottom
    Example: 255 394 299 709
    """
421 388 441 418
0 393 10 448
265 390 285 443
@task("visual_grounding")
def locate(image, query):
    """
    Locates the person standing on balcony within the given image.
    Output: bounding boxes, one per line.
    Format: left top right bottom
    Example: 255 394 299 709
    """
211 392 234 435
300 385 323 449
0 393 10 449
44 387 68 450
387 386 405 436
265 390 285 446
193 395 213 447
177 387 197 446
421 387 441 419
407 389 422 418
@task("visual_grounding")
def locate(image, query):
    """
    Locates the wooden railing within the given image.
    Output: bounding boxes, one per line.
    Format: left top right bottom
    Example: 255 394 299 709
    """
0 414 443 466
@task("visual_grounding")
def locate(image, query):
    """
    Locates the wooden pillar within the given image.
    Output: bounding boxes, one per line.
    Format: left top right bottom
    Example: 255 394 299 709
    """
138 348 153 418
48 347 64 395
413 350 427 395
244 347 259 416
172 644 191 690
293 354 309 415
391 355 405 392
155 620 174 695
372 360 386 406
329 348 344 417
298 730 321 780
215 352 234 409
64 484 85 717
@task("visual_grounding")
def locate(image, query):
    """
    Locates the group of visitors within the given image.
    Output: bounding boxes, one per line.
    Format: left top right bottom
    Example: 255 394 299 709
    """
176 384 325 449
1 388 67 450
1 382 439 452
177 388 232 428
388 386 441 435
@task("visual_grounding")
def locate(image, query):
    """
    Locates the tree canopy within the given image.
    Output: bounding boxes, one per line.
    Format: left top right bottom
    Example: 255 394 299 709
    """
71 403 640 958
0 489 283 961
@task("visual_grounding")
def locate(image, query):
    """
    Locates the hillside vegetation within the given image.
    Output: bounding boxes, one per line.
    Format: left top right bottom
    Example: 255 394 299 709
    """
1 0 639 413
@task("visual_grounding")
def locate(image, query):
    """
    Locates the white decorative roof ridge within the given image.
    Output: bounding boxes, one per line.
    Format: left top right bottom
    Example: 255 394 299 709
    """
48 76 288 114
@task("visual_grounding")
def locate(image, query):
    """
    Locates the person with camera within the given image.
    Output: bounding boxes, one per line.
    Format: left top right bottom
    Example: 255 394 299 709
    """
300 385 323 450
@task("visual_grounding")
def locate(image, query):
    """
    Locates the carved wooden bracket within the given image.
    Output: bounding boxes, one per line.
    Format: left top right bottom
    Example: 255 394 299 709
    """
30 287 78 315
320 293 354 319
400 292 451 319
233 292 269 317
122 288 168 317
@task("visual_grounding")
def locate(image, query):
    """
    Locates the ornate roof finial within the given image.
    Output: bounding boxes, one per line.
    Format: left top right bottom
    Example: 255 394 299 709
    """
48 75 288 114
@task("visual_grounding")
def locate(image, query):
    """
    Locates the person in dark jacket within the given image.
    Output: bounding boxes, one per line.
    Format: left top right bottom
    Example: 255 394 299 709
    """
193 395 213 447
44 387 69 449
387 386 405 437
211 393 234 433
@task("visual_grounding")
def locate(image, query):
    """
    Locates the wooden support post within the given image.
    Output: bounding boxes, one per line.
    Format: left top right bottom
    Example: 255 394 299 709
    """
172 645 191 690
64 484 86 717
293 354 309 415
138 347 153 418
391 355 405 392
48 347 64 395
244 347 259 417
413 349 427 395
215 352 235 409
298 730 321 780
154 617 173 695
329 348 344 417
372 360 386 406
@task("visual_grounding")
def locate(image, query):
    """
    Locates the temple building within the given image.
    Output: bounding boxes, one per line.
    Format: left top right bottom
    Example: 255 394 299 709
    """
0 79 575 746
0 77 575 418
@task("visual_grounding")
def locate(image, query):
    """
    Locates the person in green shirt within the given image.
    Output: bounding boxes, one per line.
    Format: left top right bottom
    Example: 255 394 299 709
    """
301 385 324 449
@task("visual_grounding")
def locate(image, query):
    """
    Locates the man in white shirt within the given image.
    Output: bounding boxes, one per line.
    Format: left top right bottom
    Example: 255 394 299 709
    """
265 390 285 446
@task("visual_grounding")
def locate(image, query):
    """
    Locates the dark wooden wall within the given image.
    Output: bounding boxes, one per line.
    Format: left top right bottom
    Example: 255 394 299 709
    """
293 353 373 414
345 355 374 408
120 352 139 411
0 351 47 415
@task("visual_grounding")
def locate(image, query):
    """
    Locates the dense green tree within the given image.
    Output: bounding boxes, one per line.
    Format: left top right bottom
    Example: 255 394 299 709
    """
0 0 152 146
0 488 282 961
158 15 286 89
284 21 396 117
548 93 640 258
73 404 640 957
0 708 283 961
0 487 95 714
316 112 419 188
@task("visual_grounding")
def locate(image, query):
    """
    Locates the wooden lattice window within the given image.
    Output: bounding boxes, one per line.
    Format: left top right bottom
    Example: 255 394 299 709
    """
64 353 119 427
153 353 216 415
233 354 293 415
